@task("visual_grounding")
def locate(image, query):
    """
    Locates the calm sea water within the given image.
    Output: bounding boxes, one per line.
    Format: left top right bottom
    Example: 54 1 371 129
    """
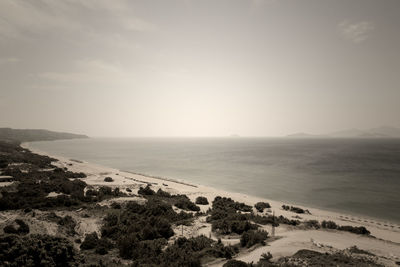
29 138 400 223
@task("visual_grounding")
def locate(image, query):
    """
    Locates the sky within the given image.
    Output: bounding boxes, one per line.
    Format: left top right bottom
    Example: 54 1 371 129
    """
0 0 399 137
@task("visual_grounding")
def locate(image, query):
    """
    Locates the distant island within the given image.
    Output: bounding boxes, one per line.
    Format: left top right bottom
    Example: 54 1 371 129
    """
287 126 400 138
286 132 321 138
0 128 88 142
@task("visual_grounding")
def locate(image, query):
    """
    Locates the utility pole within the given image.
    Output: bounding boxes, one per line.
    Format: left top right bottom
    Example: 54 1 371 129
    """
272 210 275 237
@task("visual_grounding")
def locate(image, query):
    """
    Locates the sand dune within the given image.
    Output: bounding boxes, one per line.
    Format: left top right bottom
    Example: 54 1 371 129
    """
22 142 400 266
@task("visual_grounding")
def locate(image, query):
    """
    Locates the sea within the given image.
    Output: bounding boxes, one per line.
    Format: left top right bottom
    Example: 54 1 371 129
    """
29 137 400 223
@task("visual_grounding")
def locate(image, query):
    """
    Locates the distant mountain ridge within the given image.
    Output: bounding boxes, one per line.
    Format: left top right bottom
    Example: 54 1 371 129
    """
0 128 89 142
287 126 400 138
286 132 321 138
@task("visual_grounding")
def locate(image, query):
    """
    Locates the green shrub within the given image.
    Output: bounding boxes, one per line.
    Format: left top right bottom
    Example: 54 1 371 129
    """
304 220 320 229
195 196 209 205
254 202 271 212
0 234 78 266
240 230 269 248
276 215 300 226
101 199 236 264
247 214 278 227
275 249 381 266
160 236 238 266
118 236 166 260
98 186 112 196
15 219 30 234
348 245 374 255
57 215 76 236
156 188 171 198
95 238 114 255
104 177 113 182
138 185 155 195
175 195 200 212
206 197 259 235
110 202 121 209
260 252 273 262
80 232 99 250
3 219 29 235
338 225 370 235
321 220 338 229
320 220 370 235
213 196 252 212
223 259 249 267
101 199 185 242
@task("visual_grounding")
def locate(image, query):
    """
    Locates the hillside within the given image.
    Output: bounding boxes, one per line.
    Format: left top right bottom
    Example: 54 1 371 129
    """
0 128 88 142
286 132 323 138
287 126 400 138
329 126 400 138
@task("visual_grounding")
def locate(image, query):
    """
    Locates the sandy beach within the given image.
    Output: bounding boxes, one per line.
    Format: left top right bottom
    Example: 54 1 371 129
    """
20 142 400 266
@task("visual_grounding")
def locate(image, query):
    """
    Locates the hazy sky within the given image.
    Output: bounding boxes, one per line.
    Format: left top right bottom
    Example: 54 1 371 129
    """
1 0 399 137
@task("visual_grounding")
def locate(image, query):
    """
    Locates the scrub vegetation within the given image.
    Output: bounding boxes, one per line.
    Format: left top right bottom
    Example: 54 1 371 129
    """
0 140 377 266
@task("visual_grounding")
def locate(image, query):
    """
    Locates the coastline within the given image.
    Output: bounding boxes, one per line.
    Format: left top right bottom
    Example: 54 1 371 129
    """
23 138 400 225
21 142 400 265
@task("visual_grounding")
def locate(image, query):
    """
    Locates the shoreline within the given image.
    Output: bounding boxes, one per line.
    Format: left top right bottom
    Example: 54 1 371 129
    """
21 142 400 264
22 141 400 226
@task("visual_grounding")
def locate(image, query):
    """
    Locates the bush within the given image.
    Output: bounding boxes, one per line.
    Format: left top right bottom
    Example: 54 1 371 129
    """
110 202 121 209
3 225 18 234
321 220 338 229
101 199 236 264
0 166 89 211
98 186 112 196
282 205 307 214
15 219 30 234
195 196 209 205
207 197 259 235
320 220 370 235
0 234 78 266
338 225 370 235
275 249 381 266
104 177 114 182
57 215 76 236
138 185 155 195
260 252 273 262
240 230 269 248
80 232 99 250
0 159 8 168
304 220 320 229
156 188 171 198
159 236 238 266
254 202 271 212
101 199 186 242
276 215 300 226
118 236 166 261
348 245 374 256
66 171 87 178
3 219 29 235
213 196 252 212
95 238 114 255
223 259 249 267
174 195 200 212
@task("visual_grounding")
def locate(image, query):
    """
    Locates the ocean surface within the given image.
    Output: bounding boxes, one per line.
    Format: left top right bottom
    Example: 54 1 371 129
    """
29 137 400 223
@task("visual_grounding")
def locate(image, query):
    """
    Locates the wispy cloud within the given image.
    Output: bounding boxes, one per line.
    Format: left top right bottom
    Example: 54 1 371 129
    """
0 0 156 42
34 59 134 91
338 20 375 43
252 0 277 5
